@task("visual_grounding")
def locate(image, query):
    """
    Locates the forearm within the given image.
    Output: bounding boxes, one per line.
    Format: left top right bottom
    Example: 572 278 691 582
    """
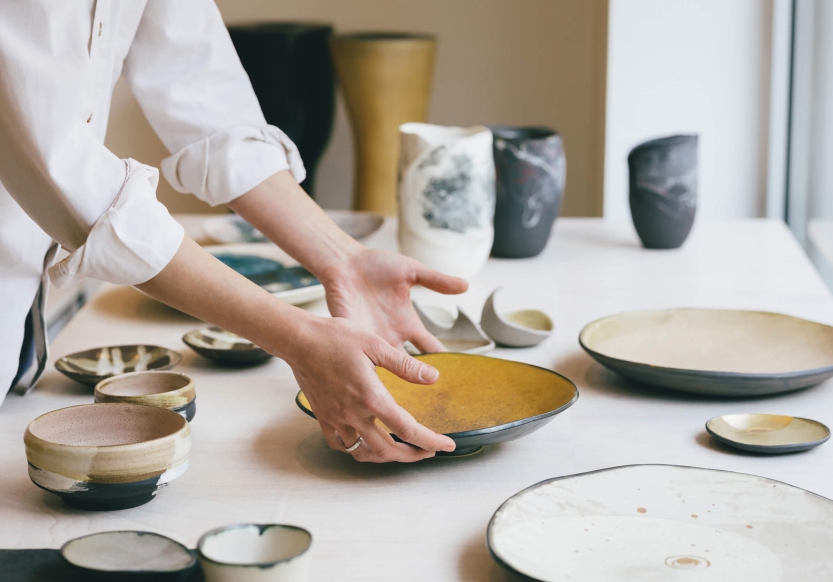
136 236 312 360
227 170 362 282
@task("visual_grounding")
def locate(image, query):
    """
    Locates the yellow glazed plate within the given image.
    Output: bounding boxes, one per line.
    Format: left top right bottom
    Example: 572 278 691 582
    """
296 353 578 455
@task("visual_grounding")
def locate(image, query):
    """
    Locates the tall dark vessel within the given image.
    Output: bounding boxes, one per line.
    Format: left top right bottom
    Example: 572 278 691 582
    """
628 135 698 249
228 23 335 198
490 126 566 258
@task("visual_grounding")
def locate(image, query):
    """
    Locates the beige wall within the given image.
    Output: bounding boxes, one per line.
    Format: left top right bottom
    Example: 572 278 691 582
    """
106 0 608 217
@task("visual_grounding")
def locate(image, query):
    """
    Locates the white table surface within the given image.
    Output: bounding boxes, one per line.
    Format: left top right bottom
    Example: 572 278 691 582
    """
2 217 832 581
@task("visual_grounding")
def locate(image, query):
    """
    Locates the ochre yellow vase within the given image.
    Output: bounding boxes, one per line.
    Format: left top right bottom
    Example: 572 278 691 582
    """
330 33 436 215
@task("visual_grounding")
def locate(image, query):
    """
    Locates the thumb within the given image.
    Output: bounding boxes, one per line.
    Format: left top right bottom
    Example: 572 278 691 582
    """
371 340 439 385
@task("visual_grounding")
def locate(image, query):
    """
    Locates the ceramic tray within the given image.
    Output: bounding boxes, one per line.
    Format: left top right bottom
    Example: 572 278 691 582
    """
296 353 578 455
203 211 384 243
488 464 833 581
205 244 325 306
579 309 833 396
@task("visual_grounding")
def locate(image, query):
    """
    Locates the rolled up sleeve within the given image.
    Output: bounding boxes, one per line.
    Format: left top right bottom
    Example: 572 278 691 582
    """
0 5 184 290
124 0 305 207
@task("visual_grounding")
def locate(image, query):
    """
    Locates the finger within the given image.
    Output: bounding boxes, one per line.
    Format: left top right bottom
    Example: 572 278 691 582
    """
413 263 469 295
371 340 439 385
353 420 436 463
318 421 347 452
372 395 456 453
409 326 446 354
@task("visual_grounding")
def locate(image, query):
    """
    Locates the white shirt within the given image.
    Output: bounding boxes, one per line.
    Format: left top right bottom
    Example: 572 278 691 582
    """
0 0 305 404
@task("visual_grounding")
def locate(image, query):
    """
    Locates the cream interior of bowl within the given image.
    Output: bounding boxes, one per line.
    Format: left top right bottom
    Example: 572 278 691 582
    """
98 373 190 397
62 532 194 572
201 525 311 565
29 404 185 446
581 309 833 374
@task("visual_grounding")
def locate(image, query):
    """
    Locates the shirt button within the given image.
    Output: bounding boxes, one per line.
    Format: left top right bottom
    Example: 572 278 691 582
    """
87 114 93 123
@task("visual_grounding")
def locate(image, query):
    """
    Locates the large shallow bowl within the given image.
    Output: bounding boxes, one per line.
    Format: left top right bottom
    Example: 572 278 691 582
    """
296 353 578 456
488 464 833 581
24 403 191 510
95 371 197 422
55 345 181 387
579 308 833 396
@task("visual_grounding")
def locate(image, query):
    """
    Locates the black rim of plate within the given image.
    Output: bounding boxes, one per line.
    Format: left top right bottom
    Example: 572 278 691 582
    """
60 530 196 573
55 346 182 376
293 353 579 441
704 416 832 451
486 463 833 582
578 308 833 382
197 523 312 569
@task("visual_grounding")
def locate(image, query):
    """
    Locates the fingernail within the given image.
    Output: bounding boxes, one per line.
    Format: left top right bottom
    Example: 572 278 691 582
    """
420 366 439 382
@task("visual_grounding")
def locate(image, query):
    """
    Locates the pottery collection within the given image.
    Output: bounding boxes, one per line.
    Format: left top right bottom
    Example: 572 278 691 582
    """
628 134 698 249
95 370 197 421
24 403 191 510
228 23 335 198
490 126 566 258
398 123 496 279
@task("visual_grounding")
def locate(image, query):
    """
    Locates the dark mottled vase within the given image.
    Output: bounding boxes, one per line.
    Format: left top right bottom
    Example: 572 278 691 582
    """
228 23 335 198
628 135 698 249
490 126 566 258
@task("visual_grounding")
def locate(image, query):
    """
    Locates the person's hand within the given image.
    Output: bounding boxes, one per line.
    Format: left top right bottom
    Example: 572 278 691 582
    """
283 315 457 462
319 248 468 353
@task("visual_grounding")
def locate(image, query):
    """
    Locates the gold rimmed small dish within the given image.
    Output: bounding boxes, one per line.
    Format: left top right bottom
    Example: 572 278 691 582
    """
296 353 578 456
706 413 831 454
55 345 181 386
95 371 197 422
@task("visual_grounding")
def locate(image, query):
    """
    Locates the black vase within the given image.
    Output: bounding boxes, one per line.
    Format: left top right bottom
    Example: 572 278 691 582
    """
490 126 566 258
228 23 336 198
628 135 698 249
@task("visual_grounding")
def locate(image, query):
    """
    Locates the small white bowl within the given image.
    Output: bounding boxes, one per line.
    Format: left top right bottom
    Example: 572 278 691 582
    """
197 524 312 582
481 288 553 347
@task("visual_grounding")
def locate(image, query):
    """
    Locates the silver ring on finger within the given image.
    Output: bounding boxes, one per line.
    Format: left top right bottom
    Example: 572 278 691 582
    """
345 436 363 453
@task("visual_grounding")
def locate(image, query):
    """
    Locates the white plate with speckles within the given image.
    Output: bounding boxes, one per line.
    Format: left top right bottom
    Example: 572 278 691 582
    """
488 464 833 581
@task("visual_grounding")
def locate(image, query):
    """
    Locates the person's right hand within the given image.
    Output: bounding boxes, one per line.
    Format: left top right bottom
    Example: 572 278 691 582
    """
282 315 456 462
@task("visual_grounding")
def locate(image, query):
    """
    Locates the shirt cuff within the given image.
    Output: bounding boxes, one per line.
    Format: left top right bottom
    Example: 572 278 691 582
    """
48 159 184 289
160 124 307 207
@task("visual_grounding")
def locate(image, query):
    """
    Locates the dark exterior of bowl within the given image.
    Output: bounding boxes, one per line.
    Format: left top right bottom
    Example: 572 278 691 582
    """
579 334 833 397
182 334 273 366
54 346 181 386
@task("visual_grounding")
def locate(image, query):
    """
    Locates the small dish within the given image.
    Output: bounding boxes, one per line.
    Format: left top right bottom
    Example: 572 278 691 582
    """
203 211 384 244
197 523 312 582
706 413 831 454
408 304 494 355
480 288 553 347
206 244 325 306
61 531 196 579
182 326 273 366
55 345 181 386
413 301 456 335
95 371 197 422
24 403 191 510
297 353 578 456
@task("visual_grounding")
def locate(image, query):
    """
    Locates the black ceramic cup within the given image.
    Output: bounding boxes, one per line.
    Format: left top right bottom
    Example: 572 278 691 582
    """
490 126 566 258
228 23 335 198
628 135 698 249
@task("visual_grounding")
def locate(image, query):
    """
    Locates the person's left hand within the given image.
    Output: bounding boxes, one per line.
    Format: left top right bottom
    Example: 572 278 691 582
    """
318 248 468 353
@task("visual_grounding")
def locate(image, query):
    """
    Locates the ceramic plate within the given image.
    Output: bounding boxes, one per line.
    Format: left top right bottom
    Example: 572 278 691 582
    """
203 211 384 244
61 531 196 575
55 345 181 386
579 309 833 396
206 244 325 305
706 413 831 454
488 464 833 581
296 353 577 455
